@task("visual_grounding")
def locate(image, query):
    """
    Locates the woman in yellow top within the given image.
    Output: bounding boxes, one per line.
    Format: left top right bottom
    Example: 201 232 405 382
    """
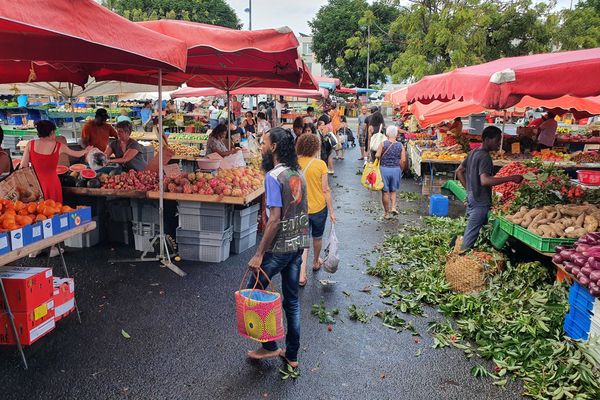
296 133 336 286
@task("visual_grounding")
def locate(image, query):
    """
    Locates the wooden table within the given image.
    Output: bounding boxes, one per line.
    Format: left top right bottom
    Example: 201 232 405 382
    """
1 221 96 369
63 187 147 199
147 187 264 205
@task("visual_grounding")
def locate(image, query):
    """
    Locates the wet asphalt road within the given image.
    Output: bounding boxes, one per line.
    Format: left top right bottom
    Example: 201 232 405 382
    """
0 144 526 400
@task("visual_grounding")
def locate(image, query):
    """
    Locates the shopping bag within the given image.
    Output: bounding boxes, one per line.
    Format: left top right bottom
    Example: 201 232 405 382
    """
361 159 384 191
369 124 386 151
322 225 340 274
235 268 285 343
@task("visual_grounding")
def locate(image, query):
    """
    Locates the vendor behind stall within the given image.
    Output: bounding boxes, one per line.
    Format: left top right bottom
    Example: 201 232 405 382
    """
536 112 558 150
206 124 241 157
81 108 118 150
104 121 147 171
116 108 132 123
0 126 13 174
456 126 523 251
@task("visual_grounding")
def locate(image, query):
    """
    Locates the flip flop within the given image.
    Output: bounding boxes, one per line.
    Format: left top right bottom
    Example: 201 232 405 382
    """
247 348 283 360
299 278 307 287
312 258 324 271
278 349 299 369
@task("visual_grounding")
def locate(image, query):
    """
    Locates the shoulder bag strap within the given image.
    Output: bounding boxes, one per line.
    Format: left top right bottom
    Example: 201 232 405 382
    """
301 158 316 176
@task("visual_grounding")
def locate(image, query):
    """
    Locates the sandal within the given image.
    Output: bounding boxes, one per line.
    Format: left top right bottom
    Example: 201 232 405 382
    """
299 278 307 287
312 258 324 272
391 209 399 216
279 349 299 369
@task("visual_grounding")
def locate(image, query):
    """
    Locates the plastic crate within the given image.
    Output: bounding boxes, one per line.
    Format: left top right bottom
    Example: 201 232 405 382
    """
233 203 260 233
176 227 232 263
490 219 509 250
133 233 155 253
177 203 232 232
564 310 592 340
64 217 100 248
496 216 514 235
107 221 132 245
108 199 132 222
512 225 577 253
132 222 160 236
569 282 596 312
131 200 160 224
232 224 258 254
441 180 467 202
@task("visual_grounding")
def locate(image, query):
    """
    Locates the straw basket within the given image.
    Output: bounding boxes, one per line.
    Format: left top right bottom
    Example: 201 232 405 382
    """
235 269 285 343
445 248 504 293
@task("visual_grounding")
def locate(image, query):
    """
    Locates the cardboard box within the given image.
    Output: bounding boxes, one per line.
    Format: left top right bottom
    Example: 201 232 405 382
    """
0 299 55 345
67 207 92 229
52 214 70 235
0 266 53 312
0 232 9 255
42 218 53 238
0 167 44 203
8 225 33 250
30 222 43 244
53 277 75 321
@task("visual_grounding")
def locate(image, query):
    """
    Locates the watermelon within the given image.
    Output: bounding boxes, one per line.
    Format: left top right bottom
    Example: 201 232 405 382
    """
69 163 87 172
56 165 69 175
80 169 97 179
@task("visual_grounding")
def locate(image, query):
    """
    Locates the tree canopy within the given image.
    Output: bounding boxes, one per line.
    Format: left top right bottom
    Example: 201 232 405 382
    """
103 0 240 29
310 0 600 85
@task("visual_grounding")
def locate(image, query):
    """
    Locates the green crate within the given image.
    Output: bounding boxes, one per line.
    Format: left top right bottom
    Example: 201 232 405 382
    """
490 219 509 250
496 216 514 235
512 225 576 253
442 180 467 202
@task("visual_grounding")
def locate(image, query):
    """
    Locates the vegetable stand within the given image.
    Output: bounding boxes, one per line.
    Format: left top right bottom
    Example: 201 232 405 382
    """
1 220 96 369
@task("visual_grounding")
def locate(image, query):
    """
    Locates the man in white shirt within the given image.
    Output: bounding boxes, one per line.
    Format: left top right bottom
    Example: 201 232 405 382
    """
537 112 558 150
275 96 285 123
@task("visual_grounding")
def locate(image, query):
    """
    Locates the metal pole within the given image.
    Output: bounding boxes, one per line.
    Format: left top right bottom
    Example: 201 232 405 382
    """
158 70 165 260
227 87 231 149
249 0 252 30
366 24 370 89
500 109 507 153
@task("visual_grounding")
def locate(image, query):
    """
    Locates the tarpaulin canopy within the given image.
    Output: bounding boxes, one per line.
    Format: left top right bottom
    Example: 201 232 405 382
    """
94 20 317 91
386 86 408 107
171 86 327 100
407 48 600 110
0 0 188 85
315 76 342 91
0 79 178 98
411 95 600 128
336 87 357 94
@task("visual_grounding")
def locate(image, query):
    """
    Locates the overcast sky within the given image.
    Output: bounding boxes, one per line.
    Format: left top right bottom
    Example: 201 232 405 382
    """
226 0 574 35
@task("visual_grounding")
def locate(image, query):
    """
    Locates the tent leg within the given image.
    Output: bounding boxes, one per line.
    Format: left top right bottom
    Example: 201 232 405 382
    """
227 87 231 149
500 109 507 153
109 69 186 277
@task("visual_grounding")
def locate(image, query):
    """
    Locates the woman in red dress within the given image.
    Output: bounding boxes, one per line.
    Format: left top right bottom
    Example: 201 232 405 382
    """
21 120 92 203
21 121 91 257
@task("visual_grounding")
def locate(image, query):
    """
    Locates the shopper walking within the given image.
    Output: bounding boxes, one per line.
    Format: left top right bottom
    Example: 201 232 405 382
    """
317 121 337 175
246 127 309 370
357 106 369 160
296 134 336 286
375 126 407 219
335 116 350 160
367 110 385 162
456 126 523 250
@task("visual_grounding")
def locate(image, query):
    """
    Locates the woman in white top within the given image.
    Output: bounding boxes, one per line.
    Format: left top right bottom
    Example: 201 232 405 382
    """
208 100 219 129
256 112 271 137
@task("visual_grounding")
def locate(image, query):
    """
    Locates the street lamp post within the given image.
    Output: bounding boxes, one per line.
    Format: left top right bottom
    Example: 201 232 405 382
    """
245 0 253 110
366 24 370 89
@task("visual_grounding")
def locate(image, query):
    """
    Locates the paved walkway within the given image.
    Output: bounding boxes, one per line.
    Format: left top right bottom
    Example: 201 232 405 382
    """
0 145 524 399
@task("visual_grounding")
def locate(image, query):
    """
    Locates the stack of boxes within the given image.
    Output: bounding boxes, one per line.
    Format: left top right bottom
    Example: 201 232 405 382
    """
130 199 160 253
232 203 260 254
564 282 600 360
0 267 74 346
176 201 233 262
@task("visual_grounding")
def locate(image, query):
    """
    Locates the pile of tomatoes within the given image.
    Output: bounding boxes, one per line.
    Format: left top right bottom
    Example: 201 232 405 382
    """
494 162 539 203
0 199 74 231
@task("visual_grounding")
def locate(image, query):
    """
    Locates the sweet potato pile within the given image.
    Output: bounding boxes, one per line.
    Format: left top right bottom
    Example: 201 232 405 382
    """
506 204 600 238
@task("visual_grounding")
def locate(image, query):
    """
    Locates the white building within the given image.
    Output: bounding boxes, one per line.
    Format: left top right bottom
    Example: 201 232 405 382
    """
297 33 325 77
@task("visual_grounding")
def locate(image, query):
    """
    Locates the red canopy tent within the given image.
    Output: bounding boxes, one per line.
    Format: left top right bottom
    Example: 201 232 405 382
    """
407 48 600 110
94 20 317 91
410 95 600 128
171 86 327 100
0 0 187 85
336 87 357 94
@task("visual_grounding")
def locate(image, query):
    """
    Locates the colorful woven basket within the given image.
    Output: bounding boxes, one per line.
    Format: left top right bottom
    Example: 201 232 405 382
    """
235 269 285 343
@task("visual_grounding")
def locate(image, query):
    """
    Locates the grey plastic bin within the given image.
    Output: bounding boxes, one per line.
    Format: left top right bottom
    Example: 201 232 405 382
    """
233 203 260 233
231 224 258 254
64 217 100 248
176 227 232 262
177 201 232 232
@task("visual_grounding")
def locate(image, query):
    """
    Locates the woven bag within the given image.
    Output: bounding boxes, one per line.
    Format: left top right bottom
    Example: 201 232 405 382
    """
235 268 285 343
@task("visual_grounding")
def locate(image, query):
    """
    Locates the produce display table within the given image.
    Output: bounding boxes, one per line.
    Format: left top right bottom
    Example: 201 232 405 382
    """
63 187 147 199
1 221 96 369
147 187 264 205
